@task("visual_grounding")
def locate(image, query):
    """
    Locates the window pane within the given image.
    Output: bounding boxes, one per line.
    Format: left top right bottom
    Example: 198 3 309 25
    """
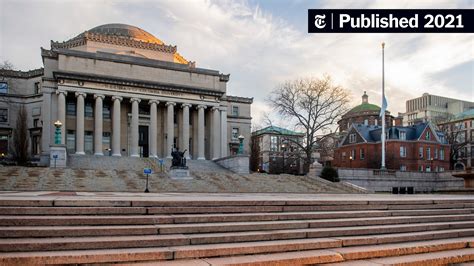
85 102 93 117
66 130 75 153
103 104 111 119
0 109 7 123
67 101 76 116
0 83 8 94
84 131 93 154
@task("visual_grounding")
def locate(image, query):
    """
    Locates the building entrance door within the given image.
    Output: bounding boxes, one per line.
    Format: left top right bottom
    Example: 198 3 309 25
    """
139 125 149 157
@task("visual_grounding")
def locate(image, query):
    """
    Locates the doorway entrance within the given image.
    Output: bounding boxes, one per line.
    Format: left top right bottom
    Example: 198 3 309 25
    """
139 125 149 157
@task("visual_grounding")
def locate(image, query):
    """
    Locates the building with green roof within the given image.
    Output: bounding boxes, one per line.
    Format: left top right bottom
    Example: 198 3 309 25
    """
338 92 394 132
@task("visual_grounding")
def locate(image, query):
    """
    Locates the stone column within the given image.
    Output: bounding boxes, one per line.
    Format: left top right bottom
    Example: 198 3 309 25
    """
211 107 221 160
220 107 228 157
40 91 52 157
75 92 86 155
197 105 206 160
57 90 67 144
181 103 191 159
166 102 176 158
149 100 159 158
130 98 141 157
111 96 123 157
94 94 105 156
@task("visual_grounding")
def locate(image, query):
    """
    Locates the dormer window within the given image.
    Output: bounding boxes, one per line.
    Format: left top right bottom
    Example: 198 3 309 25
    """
399 131 406 140
425 131 430 140
349 133 356 143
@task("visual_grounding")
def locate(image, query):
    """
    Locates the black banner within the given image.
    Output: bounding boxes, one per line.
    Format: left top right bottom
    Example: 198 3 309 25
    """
308 9 474 33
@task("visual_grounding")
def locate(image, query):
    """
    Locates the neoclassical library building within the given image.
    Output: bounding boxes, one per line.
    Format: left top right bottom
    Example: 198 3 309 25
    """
0 24 252 163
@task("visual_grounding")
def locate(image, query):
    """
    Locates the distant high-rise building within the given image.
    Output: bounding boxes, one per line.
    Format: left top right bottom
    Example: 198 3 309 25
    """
404 93 474 126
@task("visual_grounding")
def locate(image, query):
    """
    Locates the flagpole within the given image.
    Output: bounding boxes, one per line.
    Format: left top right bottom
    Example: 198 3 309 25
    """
381 42 386 170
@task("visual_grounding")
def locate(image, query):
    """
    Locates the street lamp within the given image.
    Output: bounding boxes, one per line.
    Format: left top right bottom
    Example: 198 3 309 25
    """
53 120 63 145
349 155 353 168
281 140 287 174
237 135 245 155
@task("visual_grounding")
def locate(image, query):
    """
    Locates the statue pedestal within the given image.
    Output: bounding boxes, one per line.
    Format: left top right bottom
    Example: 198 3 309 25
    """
50 145 67 168
308 161 323 177
169 166 192 180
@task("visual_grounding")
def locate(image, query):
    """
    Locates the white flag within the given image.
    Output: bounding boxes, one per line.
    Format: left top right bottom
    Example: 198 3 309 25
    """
379 94 387 117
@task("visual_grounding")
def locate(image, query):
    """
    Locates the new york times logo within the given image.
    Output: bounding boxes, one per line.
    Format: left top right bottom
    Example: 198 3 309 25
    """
308 9 473 33
314 14 326 29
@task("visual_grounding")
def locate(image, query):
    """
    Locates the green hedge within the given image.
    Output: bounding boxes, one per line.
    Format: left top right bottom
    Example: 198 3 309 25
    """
320 166 339 182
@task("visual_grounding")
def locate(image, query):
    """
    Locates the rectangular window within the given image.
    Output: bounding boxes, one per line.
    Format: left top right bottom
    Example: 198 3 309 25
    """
434 148 438 159
349 133 356 143
360 148 365 160
0 109 7 123
32 135 40 155
34 82 41 94
232 106 239 116
400 146 406 158
139 105 149 115
426 165 431 172
232 128 239 141
425 131 430 140
270 136 278 152
103 104 111 119
419 147 423 158
33 119 39 128
0 82 8 94
439 167 445 172
426 147 431 160
103 132 111 153
440 149 445 160
350 149 356 160
364 119 368 125
85 102 93 117
400 165 407 171
399 131 406 140
84 131 93 154
66 101 76 116
418 165 423 172
66 130 75 153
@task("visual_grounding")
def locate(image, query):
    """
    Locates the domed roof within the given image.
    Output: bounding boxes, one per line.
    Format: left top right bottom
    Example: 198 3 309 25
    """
348 103 381 114
84 23 164 45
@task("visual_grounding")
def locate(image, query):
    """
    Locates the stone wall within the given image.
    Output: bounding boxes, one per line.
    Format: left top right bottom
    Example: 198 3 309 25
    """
338 168 464 193
214 155 250 175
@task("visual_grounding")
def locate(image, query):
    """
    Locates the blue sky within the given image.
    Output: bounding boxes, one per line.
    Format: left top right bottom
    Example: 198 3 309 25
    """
0 0 473 127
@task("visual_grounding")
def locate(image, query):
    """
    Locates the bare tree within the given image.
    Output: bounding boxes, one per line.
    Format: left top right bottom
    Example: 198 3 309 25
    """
0 60 15 70
268 75 350 171
439 116 469 170
12 105 29 165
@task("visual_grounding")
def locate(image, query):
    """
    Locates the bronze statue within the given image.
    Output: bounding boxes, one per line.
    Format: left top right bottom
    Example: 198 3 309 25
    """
171 148 187 168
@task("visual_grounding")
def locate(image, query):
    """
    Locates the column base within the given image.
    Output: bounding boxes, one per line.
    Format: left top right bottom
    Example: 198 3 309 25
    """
94 152 104 156
112 153 122 157
131 154 140 158
75 151 86 155
166 155 173 159
212 157 219 160
197 157 206 160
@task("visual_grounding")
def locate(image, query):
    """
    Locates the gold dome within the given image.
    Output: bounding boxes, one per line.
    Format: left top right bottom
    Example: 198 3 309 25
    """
84 23 164 44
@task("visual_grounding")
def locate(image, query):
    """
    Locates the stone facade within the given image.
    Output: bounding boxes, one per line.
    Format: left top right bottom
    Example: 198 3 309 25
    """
0 24 252 164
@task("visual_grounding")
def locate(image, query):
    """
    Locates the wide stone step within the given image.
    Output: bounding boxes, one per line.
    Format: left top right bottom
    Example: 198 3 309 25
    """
168 209 474 224
156 215 474 234
0 225 159 238
161 238 474 266
0 215 173 226
0 234 189 252
351 248 474 265
184 222 474 245
0 206 147 215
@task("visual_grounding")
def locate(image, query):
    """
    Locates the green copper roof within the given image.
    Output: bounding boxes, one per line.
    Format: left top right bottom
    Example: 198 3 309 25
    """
252 126 304 136
348 103 381 113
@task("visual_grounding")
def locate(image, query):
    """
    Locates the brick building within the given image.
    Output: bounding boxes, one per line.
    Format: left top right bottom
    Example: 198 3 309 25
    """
333 122 450 172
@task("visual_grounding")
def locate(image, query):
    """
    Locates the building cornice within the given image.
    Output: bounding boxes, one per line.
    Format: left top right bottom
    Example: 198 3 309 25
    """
53 71 225 97
0 68 44 79
51 32 178 54
227 95 253 104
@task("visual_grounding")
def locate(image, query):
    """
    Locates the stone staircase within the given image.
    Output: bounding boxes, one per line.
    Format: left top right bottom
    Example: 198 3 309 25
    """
1 196 474 265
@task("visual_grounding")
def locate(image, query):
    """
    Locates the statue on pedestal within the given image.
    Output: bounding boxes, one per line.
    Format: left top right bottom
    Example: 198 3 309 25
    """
171 148 187 168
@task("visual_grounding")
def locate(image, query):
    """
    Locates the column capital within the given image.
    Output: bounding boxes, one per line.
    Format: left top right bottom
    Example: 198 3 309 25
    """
197 104 207 110
181 103 192 109
56 90 67 96
75 91 87 98
130 97 141 103
94 94 105 100
166 101 176 107
149 99 160 105
219 106 228 112
112 96 123 102
211 106 220 112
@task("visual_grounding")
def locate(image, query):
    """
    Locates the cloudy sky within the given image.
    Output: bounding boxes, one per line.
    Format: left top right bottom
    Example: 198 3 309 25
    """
0 0 473 127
